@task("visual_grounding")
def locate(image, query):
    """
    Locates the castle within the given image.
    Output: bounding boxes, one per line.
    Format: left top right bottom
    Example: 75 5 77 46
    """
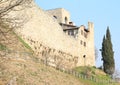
5 1 95 69
45 8 95 67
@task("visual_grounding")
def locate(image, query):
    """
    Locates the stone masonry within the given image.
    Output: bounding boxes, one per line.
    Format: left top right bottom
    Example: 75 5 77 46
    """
4 1 95 69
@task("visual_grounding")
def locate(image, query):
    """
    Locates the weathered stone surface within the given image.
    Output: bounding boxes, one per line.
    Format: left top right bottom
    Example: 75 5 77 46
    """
3 1 95 68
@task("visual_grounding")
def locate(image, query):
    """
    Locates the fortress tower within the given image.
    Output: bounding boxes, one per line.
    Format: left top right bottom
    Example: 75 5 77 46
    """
77 22 95 66
46 8 95 66
46 8 70 24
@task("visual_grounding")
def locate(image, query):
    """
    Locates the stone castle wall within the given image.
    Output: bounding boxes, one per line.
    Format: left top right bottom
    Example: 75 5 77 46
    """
4 1 95 69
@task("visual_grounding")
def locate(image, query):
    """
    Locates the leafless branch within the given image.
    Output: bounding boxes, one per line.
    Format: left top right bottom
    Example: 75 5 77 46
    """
0 0 33 27
0 0 33 40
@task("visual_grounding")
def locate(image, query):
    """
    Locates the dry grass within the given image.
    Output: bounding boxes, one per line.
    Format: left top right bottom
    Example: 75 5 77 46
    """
0 26 84 85
0 26 119 85
0 55 84 85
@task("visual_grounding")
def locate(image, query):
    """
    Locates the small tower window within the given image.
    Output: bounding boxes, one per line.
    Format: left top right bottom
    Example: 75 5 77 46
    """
80 40 83 45
68 30 71 35
53 16 57 19
84 42 86 47
83 55 86 66
81 30 83 35
65 17 68 24
84 32 87 38
83 55 86 58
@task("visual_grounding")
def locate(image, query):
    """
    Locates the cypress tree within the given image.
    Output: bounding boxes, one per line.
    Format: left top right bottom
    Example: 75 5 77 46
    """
101 27 115 75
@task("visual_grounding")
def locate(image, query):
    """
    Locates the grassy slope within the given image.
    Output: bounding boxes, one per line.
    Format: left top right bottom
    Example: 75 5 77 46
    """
0 26 119 85
74 66 119 85
0 27 83 85
0 56 84 85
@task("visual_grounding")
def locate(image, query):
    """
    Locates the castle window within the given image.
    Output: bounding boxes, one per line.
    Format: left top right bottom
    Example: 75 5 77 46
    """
80 40 83 45
65 17 68 24
71 30 74 35
81 30 83 35
84 42 86 47
68 30 70 35
83 55 86 66
68 30 74 36
84 32 87 38
53 15 57 19
83 55 86 58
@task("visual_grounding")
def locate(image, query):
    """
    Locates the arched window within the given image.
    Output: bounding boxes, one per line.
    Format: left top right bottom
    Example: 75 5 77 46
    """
65 17 68 24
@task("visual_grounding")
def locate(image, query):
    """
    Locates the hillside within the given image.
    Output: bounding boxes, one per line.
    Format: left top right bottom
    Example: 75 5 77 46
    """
0 55 84 85
0 26 84 85
1 26 120 85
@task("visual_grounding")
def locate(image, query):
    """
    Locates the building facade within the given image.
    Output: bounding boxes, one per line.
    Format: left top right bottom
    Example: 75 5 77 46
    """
46 8 95 66
6 1 95 69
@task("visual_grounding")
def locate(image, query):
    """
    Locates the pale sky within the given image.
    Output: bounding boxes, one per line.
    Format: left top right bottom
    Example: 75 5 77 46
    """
35 0 120 70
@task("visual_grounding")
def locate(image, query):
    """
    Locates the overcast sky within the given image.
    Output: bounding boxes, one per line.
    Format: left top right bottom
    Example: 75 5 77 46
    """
35 0 120 70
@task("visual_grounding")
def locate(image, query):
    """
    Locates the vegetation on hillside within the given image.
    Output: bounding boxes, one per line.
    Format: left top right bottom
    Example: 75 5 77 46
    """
0 22 119 85
0 27 119 85
0 25 84 85
13 32 33 51
74 66 118 85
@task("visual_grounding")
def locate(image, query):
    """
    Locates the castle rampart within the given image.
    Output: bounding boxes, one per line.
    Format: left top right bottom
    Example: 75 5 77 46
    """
4 1 95 69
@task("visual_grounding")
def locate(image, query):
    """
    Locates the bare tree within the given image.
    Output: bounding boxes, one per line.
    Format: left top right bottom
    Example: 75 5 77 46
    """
0 0 33 42
0 0 33 53
0 0 32 15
